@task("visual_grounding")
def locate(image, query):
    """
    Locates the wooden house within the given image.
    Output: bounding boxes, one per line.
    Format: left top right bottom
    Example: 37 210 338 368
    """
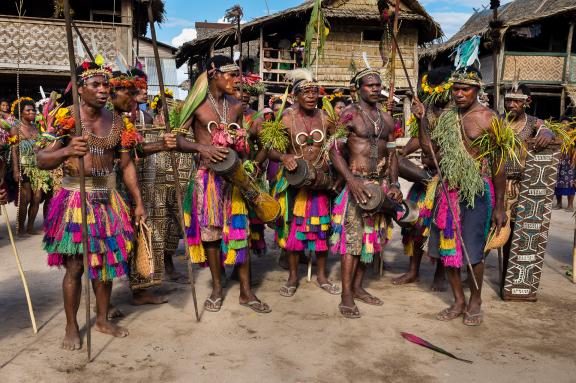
420 0 576 118
0 0 165 101
176 0 441 112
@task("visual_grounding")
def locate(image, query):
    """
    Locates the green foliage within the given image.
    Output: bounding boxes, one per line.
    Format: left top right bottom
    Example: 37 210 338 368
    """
179 72 208 128
304 0 330 68
432 109 485 207
472 113 524 174
259 88 290 152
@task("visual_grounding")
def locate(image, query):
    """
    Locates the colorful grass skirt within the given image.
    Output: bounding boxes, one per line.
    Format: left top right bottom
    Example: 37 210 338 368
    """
183 168 250 265
330 183 393 264
401 177 438 257
284 188 331 253
44 187 133 281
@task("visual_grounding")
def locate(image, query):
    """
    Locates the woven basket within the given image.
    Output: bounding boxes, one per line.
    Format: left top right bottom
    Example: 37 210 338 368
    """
484 210 512 252
135 221 154 278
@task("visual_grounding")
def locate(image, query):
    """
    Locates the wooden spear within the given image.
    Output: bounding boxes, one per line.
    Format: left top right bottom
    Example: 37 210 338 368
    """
71 20 95 61
144 0 199 321
386 0 401 113
490 1 502 112
63 0 92 361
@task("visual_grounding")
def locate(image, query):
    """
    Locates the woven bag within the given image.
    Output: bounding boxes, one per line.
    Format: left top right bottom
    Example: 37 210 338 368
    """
484 209 512 252
135 221 154 278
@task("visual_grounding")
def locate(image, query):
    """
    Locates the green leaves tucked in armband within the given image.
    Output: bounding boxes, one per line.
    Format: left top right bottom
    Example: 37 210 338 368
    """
472 114 524 174
259 87 290 153
35 132 65 150
542 118 575 154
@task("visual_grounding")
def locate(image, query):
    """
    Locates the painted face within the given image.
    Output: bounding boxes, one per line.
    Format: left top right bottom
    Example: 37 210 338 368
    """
215 70 240 96
504 98 527 119
334 101 346 117
358 75 381 104
21 104 36 123
134 86 148 104
79 75 111 108
451 83 478 109
111 88 136 113
0 101 9 113
296 87 319 111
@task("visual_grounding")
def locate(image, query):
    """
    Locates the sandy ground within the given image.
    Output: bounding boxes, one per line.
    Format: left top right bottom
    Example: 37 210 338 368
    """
0 190 575 383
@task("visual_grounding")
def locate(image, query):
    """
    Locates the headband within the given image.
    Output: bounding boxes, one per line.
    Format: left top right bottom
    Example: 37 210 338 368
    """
449 69 482 87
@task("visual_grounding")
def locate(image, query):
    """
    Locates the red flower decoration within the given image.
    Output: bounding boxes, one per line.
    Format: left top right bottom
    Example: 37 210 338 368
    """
81 61 90 70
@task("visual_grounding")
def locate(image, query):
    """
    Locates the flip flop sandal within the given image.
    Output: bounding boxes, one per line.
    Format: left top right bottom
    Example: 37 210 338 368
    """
436 307 465 321
279 284 298 297
240 300 272 314
355 294 384 306
204 297 223 312
463 311 484 326
317 282 341 295
338 303 361 319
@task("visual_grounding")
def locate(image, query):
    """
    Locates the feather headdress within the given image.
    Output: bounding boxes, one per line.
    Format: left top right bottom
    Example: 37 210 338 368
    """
286 68 318 93
504 59 528 101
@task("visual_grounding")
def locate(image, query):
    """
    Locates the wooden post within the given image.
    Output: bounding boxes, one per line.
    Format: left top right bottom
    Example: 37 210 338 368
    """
63 0 92 362
145 0 199 321
258 27 265 110
563 22 574 115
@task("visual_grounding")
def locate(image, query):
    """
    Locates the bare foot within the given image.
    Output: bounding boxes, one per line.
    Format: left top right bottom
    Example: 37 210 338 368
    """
131 290 168 306
17 231 29 238
392 272 419 285
61 323 81 351
94 319 129 338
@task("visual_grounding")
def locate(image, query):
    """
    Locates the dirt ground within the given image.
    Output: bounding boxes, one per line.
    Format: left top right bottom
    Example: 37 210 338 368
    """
0 192 575 383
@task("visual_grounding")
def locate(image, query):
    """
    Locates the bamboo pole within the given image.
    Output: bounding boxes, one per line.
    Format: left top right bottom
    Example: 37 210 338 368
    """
145 0 199 321
2 205 38 334
63 0 92 361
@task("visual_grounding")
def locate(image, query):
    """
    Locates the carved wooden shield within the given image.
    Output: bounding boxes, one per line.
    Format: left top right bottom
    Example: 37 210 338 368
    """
502 144 560 301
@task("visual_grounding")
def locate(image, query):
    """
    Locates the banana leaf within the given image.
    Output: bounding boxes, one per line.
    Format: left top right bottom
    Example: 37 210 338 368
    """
179 71 208 129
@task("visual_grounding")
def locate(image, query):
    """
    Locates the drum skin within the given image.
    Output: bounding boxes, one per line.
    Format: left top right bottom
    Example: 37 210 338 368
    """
285 159 334 191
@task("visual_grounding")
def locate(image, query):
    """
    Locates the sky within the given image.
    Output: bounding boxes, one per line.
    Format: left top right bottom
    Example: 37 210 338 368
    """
154 0 502 48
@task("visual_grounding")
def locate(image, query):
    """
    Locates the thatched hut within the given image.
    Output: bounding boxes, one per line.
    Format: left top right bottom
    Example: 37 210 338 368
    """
420 0 576 118
176 0 441 111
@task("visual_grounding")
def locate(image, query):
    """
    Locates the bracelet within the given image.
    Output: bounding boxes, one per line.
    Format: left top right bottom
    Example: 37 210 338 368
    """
390 181 401 189
386 142 397 149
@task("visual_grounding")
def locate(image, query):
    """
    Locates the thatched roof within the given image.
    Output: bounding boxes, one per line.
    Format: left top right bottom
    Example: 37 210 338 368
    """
133 0 166 37
176 0 442 67
421 0 576 59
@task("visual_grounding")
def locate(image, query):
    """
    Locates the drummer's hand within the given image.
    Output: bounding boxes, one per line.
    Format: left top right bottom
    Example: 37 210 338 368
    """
199 144 228 162
134 203 147 225
491 206 507 236
348 178 371 205
387 185 403 203
162 133 177 151
281 153 298 172
411 99 425 120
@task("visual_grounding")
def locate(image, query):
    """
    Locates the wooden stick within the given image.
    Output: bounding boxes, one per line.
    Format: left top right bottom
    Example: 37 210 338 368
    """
63 0 92 361
71 20 95 61
145 0 199 321
307 257 312 282
2 205 38 334
386 0 401 112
